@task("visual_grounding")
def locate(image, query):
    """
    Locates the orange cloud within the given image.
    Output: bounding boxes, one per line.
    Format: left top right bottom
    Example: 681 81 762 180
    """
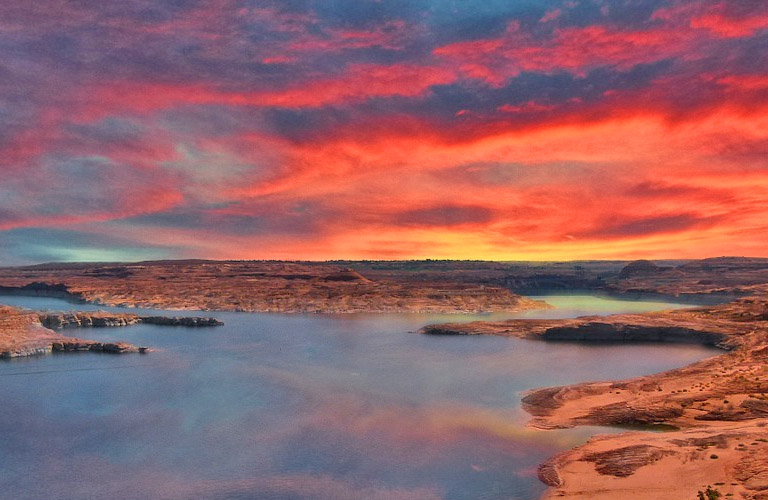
3 0 768 263
434 21 696 83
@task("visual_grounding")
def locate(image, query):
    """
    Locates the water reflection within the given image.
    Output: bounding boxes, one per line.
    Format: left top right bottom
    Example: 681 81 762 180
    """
0 295 713 500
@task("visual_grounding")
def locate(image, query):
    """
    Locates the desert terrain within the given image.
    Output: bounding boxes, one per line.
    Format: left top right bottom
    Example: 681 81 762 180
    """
5 257 768 498
0 260 547 313
422 258 768 500
2 256 766 313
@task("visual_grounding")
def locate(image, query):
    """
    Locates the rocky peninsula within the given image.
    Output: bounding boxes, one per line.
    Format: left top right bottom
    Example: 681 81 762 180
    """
0 307 223 359
422 295 768 499
0 306 145 358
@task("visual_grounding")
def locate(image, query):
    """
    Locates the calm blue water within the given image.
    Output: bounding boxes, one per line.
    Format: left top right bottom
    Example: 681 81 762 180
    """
0 295 712 500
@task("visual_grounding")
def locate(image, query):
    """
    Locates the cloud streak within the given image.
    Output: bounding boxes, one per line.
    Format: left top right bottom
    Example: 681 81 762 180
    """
1 0 768 262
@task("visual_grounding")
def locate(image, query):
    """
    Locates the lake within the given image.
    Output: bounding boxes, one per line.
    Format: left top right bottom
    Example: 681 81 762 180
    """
0 295 715 500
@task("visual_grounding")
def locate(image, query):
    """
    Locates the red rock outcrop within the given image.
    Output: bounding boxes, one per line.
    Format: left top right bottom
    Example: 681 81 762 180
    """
422 296 768 499
0 305 145 358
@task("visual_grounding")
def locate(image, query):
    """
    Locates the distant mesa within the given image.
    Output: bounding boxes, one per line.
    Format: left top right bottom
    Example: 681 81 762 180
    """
4 260 545 313
677 256 768 273
618 260 673 279
10 257 768 312
0 281 86 302
320 268 371 282
84 266 134 279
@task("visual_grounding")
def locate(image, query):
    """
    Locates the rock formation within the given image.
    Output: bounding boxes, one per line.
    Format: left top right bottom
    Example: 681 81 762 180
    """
4 257 768 312
0 260 547 313
618 259 671 278
0 305 146 358
2 307 223 359
422 296 768 499
39 312 223 329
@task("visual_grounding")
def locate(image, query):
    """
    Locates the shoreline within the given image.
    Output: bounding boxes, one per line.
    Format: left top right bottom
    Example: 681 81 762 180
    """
528 288 738 306
0 292 550 315
0 307 223 359
0 289 548 315
4 290 766 496
421 297 768 499
0 261 550 314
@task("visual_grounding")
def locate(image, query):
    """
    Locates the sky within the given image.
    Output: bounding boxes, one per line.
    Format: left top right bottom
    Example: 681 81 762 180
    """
1 0 768 264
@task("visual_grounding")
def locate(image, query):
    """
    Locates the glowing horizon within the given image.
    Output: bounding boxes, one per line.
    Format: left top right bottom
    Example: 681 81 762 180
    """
2 0 768 264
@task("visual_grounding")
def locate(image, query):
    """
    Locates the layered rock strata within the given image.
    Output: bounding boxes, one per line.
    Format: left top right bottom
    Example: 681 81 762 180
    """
2 307 223 359
0 306 145 358
39 312 223 329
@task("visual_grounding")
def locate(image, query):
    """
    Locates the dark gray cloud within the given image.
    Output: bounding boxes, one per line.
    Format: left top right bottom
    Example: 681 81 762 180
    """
395 205 495 227
577 214 723 239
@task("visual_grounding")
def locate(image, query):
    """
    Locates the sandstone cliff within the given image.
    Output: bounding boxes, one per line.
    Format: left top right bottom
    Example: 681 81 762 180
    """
0 306 144 358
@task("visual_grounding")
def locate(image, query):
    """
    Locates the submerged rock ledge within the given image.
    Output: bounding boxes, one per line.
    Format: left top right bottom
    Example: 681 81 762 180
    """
421 297 768 499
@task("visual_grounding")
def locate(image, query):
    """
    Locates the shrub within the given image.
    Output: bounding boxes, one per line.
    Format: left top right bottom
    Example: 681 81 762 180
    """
697 486 722 500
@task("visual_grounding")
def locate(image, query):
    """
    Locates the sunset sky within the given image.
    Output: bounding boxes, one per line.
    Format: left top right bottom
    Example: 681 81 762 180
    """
1 0 768 264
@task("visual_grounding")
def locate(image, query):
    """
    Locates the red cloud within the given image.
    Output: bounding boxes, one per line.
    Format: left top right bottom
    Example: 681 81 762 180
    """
68 63 455 121
498 102 556 114
716 74 768 91
434 21 697 84
691 5 768 38
3 0 768 261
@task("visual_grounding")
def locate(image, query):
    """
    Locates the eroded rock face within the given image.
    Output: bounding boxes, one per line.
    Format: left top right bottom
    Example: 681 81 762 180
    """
0 305 145 358
141 316 223 327
694 399 768 422
39 312 224 329
3 304 225 359
0 345 53 358
40 312 142 329
577 402 685 427
541 323 726 345
582 445 673 477
420 308 735 348
538 455 565 487
735 446 768 494
521 387 565 417
609 257 768 299
50 341 143 353
0 282 85 301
